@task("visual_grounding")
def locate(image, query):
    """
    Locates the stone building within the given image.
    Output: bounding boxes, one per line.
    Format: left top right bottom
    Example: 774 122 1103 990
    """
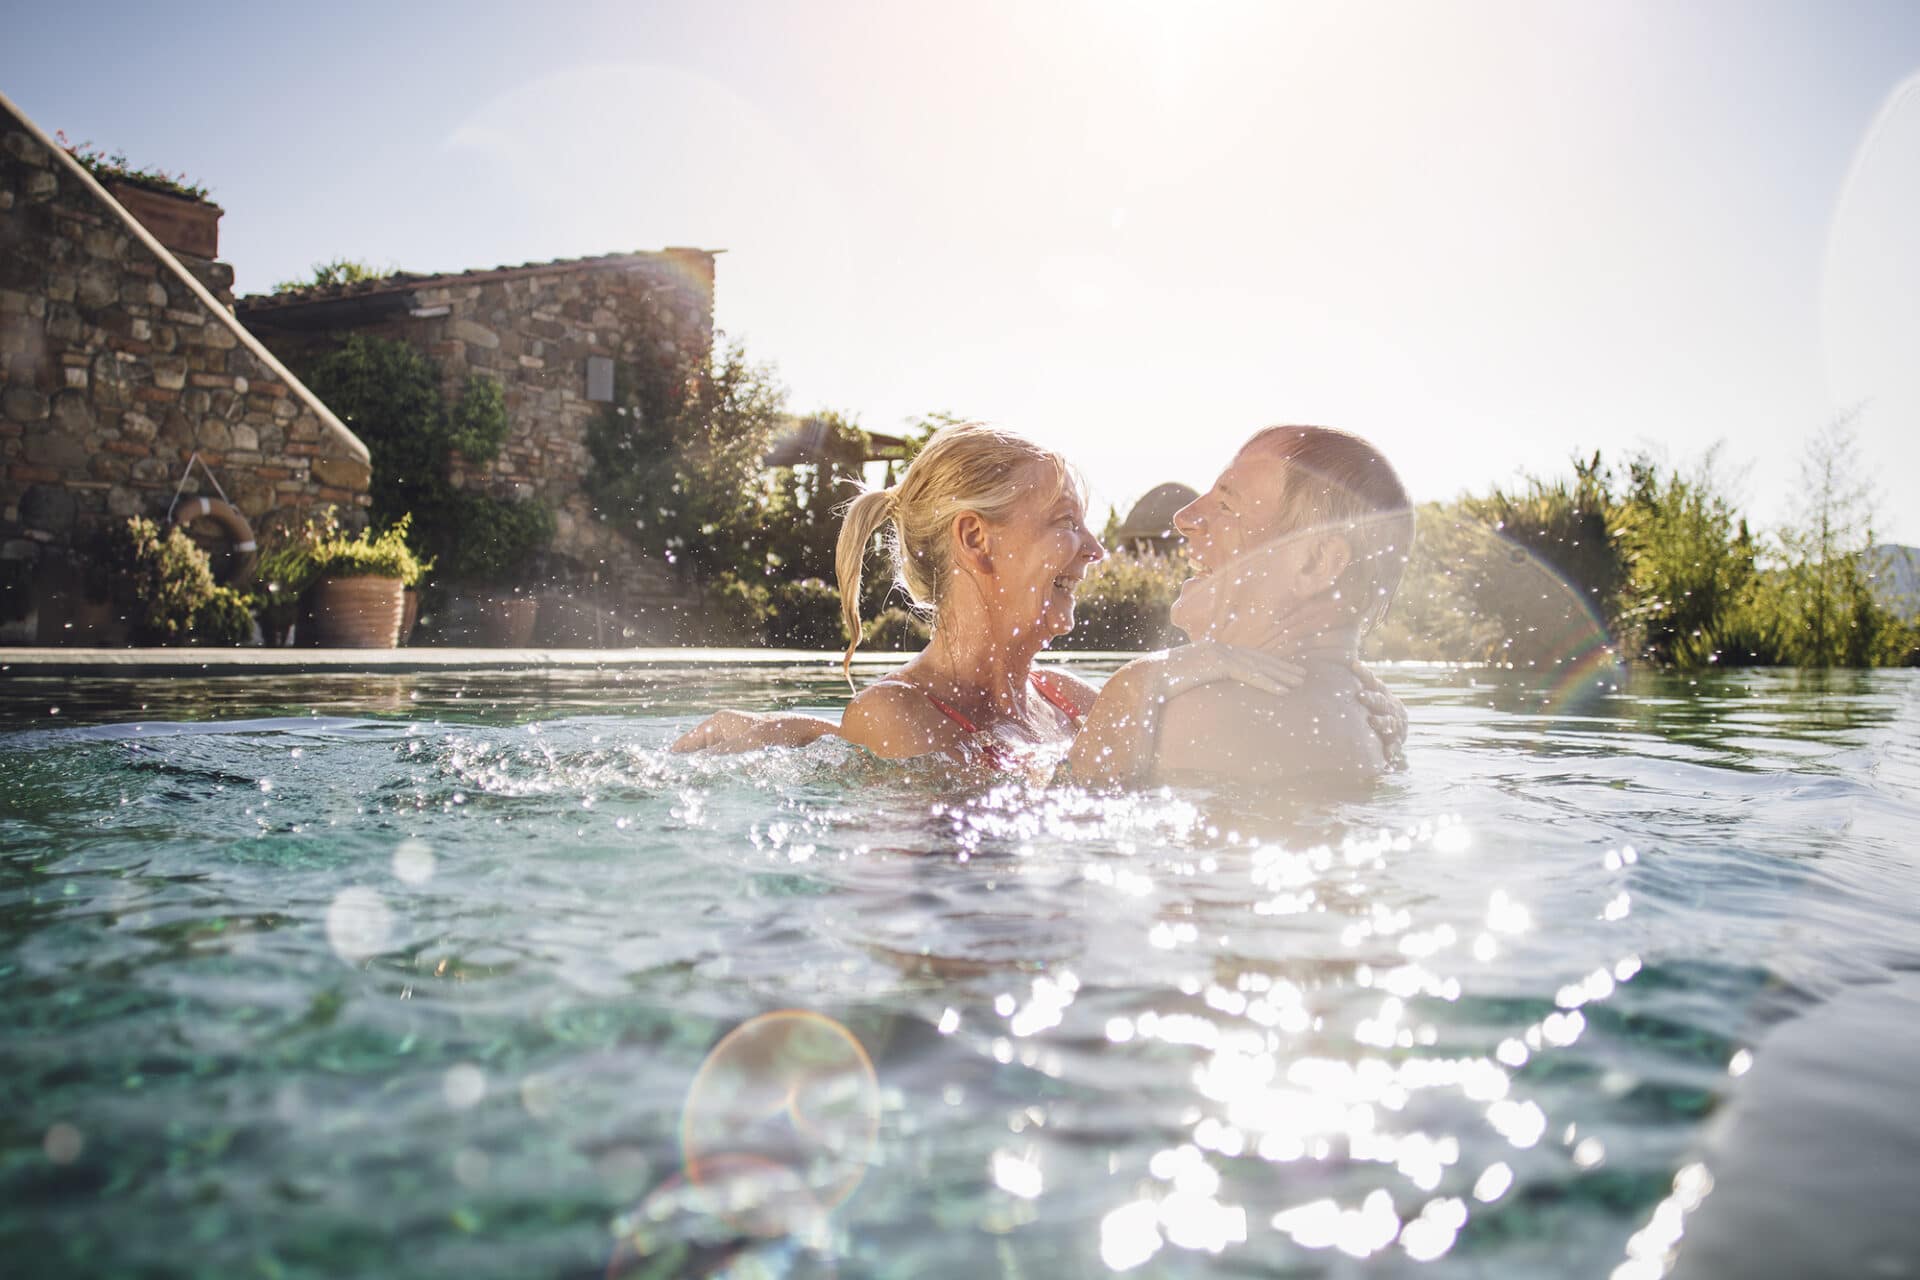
0 89 371 644
236 249 719 644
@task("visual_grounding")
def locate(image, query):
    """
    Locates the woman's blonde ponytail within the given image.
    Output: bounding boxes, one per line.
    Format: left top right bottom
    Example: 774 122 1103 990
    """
836 487 897 681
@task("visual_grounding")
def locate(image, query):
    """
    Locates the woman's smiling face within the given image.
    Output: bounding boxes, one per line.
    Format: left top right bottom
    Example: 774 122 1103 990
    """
988 459 1105 642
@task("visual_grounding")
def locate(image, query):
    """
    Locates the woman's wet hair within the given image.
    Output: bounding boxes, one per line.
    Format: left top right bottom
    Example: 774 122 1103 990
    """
1243 425 1415 633
835 423 1077 678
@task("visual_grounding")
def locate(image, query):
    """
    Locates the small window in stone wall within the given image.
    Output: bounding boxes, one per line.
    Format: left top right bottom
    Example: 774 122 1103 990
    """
587 356 614 403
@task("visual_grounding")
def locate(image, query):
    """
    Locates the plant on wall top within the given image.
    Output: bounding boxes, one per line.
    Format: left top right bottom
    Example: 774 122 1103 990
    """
270 258 403 295
55 131 210 201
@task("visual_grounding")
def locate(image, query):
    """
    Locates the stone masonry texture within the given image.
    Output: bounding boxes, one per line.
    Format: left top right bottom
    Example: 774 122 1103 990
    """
0 93 371 643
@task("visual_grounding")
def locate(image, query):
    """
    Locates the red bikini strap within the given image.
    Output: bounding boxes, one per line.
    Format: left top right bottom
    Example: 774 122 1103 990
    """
1028 670 1083 726
921 690 981 734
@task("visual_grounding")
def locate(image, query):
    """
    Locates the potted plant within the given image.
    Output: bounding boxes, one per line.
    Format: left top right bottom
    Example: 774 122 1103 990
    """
57 133 223 261
252 510 426 649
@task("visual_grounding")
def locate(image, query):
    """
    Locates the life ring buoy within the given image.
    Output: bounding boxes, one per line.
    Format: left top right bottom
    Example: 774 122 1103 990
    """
171 496 258 588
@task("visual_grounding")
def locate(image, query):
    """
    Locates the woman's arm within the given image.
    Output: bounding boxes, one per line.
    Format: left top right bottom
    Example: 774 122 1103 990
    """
671 710 838 754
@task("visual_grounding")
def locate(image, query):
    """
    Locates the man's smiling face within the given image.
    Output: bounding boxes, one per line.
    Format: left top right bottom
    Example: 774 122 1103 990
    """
1172 438 1296 577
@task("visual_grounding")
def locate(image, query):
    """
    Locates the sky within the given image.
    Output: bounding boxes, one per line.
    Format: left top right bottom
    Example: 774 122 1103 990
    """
6 0 1918 543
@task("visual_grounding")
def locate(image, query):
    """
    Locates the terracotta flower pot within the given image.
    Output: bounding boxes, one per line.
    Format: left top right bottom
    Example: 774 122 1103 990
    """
399 587 421 647
477 595 539 648
106 182 223 260
306 575 404 648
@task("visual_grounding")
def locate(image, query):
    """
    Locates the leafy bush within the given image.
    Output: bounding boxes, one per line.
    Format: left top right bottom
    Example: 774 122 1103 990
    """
1615 453 1763 668
447 375 510 462
104 517 251 645
308 518 428 582
298 335 547 586
271 258 398 295
1051 547 1188 650
763 578 847 650
435 492 552 581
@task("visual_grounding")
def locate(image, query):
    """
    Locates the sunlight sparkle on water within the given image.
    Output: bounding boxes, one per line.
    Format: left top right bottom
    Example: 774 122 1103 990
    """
991 1148 1044 1200
1100 1199 1163 1271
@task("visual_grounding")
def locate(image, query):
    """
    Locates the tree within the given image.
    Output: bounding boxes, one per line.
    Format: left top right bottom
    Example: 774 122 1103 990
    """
1770 413 1908 667
584 336 789 587
1615 447 1762 669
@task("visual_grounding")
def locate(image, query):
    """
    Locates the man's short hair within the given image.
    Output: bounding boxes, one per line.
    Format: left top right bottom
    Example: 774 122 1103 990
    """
1245 425 1415 633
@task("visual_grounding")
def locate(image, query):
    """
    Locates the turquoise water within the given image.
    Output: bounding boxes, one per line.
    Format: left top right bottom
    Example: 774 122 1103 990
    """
1 663 1916 1279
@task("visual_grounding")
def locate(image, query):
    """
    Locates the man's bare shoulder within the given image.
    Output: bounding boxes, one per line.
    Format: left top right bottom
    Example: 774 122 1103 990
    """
1155 663 1386 780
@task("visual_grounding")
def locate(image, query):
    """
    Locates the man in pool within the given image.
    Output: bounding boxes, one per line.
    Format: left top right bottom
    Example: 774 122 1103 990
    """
1065 425 1414 785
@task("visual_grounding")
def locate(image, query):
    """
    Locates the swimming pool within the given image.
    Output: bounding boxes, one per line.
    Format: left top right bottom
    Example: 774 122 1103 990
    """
2 661 1916 1278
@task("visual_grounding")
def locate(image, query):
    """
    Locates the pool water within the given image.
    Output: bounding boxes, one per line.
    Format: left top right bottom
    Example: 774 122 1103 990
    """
1 662 1916 1279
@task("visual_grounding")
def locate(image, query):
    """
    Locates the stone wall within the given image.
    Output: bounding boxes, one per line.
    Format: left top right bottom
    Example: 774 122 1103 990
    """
0 91 371 644
240 251 720 644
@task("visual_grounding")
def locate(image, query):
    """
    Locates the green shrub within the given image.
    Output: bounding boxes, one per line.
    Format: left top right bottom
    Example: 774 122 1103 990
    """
298 335 548 587
763 578 847 649
270 258 397 295
1052 546 1188 650
194 586 256 646
436 493 551 581
105 516 252 645
447 375 510 462
307 517 427 582
709 576 772 644
1615 454 1762 669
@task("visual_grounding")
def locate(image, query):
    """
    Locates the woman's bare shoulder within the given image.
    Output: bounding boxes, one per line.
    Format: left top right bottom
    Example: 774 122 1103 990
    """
841 678 966 760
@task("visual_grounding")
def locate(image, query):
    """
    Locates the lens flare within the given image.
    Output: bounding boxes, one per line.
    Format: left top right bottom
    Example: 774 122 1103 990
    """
609 1011 877 1276
1397 511 1622 714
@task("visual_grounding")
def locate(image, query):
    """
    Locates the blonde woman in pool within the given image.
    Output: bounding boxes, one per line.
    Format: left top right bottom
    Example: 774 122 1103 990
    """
678 423 1112 765
672 422 1395 769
